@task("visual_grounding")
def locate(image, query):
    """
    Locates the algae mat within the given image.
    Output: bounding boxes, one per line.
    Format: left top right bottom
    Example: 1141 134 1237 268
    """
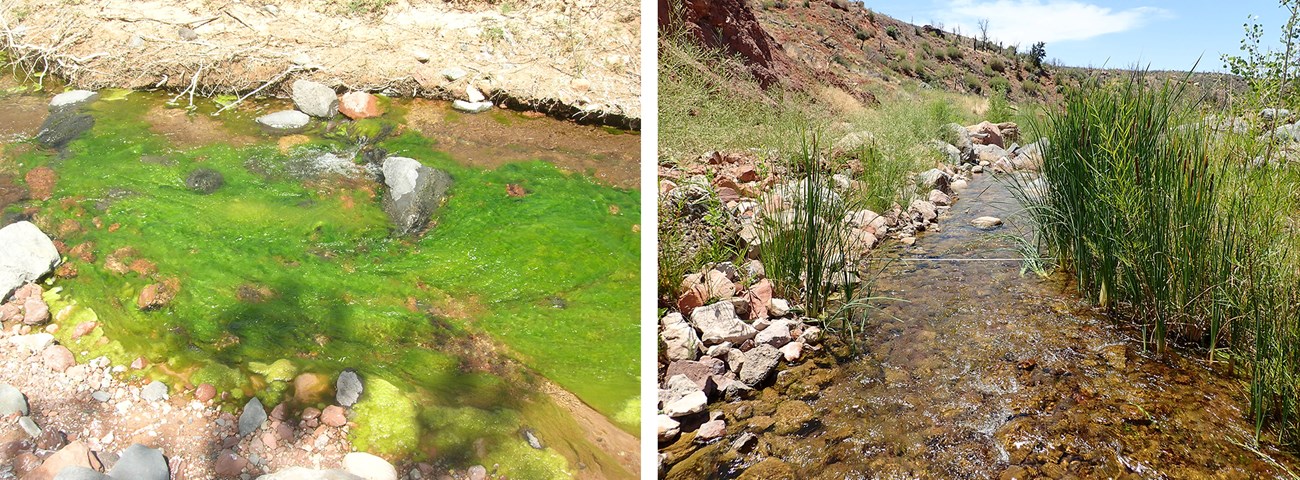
1 91 639 477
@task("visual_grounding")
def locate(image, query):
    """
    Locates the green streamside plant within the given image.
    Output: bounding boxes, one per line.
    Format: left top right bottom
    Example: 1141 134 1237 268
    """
757 134 864 319
1010 69 1300 450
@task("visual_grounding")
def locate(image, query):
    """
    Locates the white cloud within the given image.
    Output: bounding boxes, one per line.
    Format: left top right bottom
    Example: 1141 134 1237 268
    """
936 0 1170 46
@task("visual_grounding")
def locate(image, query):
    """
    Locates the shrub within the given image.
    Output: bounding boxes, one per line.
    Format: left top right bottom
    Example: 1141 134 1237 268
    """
885 25 900 40
989 57 1006 72
989 76 1011 93
1022 79 1041 95
945 45 962 60
963 74 981 93
986 87 1012 123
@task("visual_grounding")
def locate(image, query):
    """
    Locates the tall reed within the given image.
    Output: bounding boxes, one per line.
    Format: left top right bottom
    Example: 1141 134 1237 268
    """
1010 70 1300 449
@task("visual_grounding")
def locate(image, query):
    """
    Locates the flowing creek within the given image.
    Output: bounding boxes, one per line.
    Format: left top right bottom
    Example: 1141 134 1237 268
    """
0 78 639 479
667 177 1300 479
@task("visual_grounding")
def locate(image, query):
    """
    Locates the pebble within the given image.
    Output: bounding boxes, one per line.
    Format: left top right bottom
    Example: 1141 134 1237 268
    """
18 416 41 437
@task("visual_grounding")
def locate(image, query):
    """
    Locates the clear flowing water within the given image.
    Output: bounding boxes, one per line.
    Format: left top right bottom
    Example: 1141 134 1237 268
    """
665 177 1300 479
0 80 639 479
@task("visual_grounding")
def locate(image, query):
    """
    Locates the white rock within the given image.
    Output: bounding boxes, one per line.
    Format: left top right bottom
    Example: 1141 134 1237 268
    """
255 110 310 130
799 326 823 344
0 221 61 301
440 67 468 81
657 414 681 442
9 333 54 354
779 341 804 362
291 79 339 118
663 390 707 417
769 298 791 317
255 467 364 480
465 85 486 103
451 100 492 113
660 322 702 362
343 452 397 480
412 50 431 63
754 320 791 348
49 90 98 110
971 216 1003 230
689 302 756 345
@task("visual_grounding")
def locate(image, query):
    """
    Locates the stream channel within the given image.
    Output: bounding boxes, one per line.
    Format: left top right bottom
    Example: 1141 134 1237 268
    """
0 76 640 479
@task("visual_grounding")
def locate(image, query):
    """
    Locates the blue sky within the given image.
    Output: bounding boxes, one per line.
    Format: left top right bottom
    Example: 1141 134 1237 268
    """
862 1 1296 71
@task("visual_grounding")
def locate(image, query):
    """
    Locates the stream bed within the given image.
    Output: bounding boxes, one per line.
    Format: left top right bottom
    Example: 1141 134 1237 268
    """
0 78 639 479
665 177 1300 479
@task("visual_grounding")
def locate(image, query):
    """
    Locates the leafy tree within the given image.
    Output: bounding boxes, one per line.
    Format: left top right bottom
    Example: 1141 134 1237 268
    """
1221 1 1300 111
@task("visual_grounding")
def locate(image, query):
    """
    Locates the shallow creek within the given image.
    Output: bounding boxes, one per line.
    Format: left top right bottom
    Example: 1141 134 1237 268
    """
0 80 639 479
667 177 1300 479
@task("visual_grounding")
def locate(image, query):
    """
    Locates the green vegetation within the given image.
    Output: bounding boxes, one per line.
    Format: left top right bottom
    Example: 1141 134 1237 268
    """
986 87 1013 123
7 88 638 472
658 28 975 305
758 137 864 318
1011 70 1300 451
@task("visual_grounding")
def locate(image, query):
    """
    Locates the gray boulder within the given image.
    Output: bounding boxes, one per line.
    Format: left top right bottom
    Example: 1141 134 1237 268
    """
0 383 28 416
0 221 61 301
917 168 951 193
238 397 267 437
380 157 452 236
256 110 311 131
291 80 339 118
256 468 364 480
185 168 224 194
738 344 781 386
336 369 363 407
54 467 111 480
109 444 169 480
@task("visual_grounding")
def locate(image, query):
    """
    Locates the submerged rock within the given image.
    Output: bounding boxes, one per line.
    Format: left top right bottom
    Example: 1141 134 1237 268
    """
971 216 1003 230
256 110 311 131
292 79 339 118
185 168 225 194
379 157 452 236
336 369 363 407
0 221 60 301
35 109 95 148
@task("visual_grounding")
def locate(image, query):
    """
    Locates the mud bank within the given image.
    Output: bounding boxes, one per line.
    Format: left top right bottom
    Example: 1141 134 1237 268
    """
0 0 640 128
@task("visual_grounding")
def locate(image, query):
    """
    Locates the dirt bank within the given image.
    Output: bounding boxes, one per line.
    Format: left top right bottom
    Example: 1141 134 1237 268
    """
0 0 639 127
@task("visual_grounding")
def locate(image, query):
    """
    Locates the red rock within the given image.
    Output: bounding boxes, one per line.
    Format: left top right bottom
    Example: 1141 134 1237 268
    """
734 164 760 183
746 279 773 320
214 451 248 477
14 283 41 301
22 441 94 480
275 422 294 443
675 284 707 316
291 373 329 404
54 263 78 279
128 258 157 276
260 429 279 450
0 303 19 322
969 121 1005 148
270 403 287 421
137 279 178 310
24 167 56 201
301 407 321 420
42 345 75 372
130 356 148 369
71 321 97 339
22 297 49 325
506 184 526 198
338 91 381 120
195 383 217 402
321 405 347 427
14 451 41 477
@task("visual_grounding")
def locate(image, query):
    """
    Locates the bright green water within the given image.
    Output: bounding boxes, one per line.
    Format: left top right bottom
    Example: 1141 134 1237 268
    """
4 91 638 476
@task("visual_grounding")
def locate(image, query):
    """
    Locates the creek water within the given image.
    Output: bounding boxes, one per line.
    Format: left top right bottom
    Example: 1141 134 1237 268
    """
0 79 639 479
667 177 1300 479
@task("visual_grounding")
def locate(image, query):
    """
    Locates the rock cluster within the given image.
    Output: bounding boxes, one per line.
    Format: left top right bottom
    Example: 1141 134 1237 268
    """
256 80 386 131
657 259 826 443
